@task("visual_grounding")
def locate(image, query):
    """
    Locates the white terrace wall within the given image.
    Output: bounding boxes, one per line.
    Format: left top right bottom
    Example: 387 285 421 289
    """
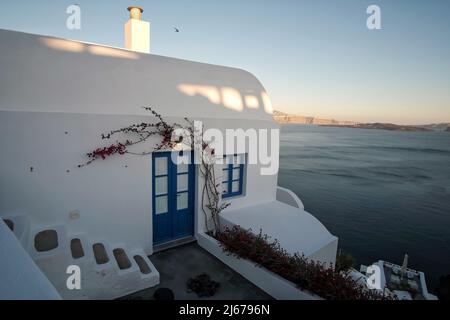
0 220 61 300
0 29 278 253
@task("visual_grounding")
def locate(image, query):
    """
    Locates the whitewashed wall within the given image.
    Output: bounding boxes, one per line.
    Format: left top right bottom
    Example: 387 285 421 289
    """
0 29 273 121
0 112 277 252
0 29 278 253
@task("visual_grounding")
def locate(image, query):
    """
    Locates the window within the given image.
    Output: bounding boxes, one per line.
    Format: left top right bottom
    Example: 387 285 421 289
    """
222 154 246 198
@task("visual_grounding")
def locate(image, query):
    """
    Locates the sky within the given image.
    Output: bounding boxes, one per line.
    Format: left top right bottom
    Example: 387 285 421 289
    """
0 0 449 124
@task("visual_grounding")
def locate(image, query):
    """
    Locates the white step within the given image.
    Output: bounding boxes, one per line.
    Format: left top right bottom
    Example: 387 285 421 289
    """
30 224 69 260
67 233 94 264
8 219 160 300
130 249 160 283
110 244 139 276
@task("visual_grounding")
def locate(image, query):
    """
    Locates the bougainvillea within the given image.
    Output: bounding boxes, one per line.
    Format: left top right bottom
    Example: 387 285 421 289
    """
79 106 227 235
78 107 187 167
215 225 392 300
87 141 130 160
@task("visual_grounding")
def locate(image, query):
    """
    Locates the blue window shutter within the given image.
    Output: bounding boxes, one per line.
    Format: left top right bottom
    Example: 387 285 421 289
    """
222 154 246 199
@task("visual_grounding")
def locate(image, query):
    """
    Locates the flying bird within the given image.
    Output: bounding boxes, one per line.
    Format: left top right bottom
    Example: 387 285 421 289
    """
174 27 180 33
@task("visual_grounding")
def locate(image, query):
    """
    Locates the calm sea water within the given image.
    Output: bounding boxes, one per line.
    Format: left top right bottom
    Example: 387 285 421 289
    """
278 125 450 289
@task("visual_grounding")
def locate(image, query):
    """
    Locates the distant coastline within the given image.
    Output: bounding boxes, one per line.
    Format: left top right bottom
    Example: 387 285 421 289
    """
273 110 450 132
273 111 358 126
321 123 431 132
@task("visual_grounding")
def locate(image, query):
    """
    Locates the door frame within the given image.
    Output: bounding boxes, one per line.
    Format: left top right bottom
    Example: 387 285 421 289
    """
151 151 195 246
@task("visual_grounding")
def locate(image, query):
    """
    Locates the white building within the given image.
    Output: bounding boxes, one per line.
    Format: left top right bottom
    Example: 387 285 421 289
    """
0 8 337 300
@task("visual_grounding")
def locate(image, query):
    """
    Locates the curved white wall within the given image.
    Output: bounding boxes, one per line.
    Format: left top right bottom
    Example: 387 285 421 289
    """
0 29 279 253
0 29 273 121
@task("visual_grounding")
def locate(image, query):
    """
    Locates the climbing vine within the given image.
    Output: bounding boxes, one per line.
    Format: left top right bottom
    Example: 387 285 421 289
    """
79 106 228 235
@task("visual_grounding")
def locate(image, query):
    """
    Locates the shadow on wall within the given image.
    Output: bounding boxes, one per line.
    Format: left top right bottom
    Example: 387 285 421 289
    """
178 84 273 114
36 34 273 118
41 38 140 60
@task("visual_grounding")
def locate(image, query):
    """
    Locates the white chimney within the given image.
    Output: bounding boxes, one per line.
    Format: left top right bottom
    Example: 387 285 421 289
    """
124 6 150 54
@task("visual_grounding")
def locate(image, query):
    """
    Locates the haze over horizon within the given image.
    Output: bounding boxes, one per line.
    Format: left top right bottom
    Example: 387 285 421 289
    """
272 109 450 126
0 0 449 124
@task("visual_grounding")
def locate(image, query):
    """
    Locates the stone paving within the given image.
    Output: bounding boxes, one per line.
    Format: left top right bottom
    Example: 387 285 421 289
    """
120 242 272 300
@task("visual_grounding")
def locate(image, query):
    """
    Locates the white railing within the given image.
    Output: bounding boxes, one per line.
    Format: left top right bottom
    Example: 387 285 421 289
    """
276 186 304 210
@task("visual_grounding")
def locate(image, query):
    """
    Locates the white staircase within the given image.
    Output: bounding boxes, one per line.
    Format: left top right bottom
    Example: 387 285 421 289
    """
1 214 159 300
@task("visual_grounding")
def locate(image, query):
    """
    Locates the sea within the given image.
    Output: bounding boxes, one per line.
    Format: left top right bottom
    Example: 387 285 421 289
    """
278 124 450 289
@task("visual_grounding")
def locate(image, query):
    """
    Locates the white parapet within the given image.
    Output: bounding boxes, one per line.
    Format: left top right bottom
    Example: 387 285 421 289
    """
197 232 321 300
0 219 61 300
220 199 338 267
276 186 304 209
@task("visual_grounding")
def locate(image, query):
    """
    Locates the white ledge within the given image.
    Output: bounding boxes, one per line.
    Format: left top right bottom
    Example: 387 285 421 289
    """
276 186 304 209
197 232 321 300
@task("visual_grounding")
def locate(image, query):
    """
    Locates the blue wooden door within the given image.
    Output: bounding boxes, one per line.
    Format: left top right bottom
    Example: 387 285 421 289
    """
152 151 195 245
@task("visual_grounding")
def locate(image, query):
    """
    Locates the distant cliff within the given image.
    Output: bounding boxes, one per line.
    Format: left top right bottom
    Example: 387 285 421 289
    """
273 111 448 132
322 123 431 132
273 111 357 126
416 123 450 131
